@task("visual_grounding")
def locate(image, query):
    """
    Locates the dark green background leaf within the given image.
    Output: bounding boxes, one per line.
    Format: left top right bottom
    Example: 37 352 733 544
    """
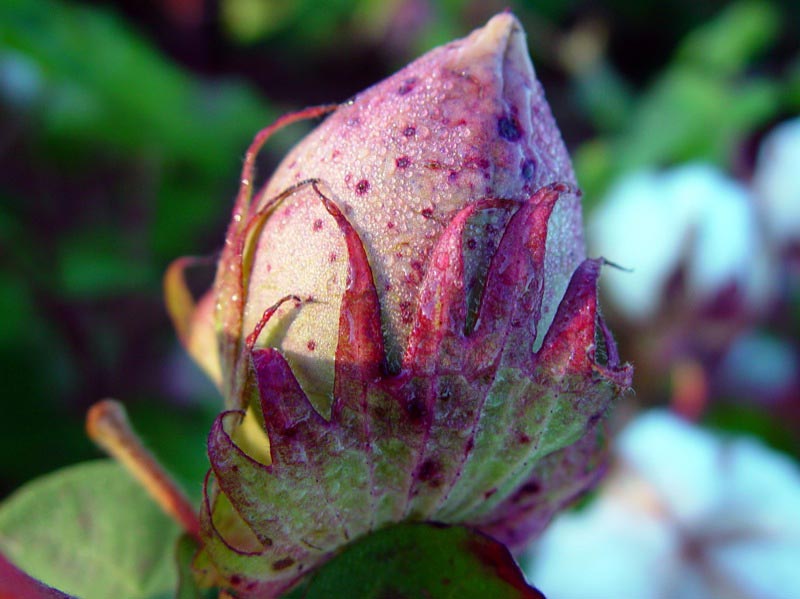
0 460 181 599
286 523 544 599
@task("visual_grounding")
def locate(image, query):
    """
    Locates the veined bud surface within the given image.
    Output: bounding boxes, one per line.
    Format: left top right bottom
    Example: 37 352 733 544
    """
167 13 631 597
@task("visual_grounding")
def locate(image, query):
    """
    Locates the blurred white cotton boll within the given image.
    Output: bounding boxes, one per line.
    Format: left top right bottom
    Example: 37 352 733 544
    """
754 117 800 247
678 166 759 303
525 410 800 599
590 163 769 321
527 496 679 599
617 410 723 524
589 170 693 321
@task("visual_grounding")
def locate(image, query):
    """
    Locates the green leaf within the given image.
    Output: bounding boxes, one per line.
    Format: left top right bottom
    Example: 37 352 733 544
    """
175 534 215 599
675 1 779 77
285 523 543 598
56 228 156 298
0 460 181 599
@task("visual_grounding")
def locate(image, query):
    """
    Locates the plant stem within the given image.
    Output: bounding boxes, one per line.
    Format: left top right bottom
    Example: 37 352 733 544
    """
86 399 201 541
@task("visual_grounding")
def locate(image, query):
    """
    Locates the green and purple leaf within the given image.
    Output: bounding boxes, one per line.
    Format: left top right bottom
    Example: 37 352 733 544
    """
284 523 544 599
0 461 180 599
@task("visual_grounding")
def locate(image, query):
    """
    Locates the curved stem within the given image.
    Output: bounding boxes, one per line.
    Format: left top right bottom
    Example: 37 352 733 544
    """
86 399 201 542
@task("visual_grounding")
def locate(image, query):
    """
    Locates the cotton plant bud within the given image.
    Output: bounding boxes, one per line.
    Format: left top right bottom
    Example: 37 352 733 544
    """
167 13 630 597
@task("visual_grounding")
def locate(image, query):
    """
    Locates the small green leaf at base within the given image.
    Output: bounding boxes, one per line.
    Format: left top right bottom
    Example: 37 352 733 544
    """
284 522 544 599
0 460 181 599
175 534 215 599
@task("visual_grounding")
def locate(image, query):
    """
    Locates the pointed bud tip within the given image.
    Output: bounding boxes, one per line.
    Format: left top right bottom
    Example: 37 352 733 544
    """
449 13 533 83
458 12 521 56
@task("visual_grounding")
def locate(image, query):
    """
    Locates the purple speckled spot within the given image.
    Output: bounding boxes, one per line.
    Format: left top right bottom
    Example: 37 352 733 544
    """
397 77 418 95
417 459 441 484
498 115 522 142
403 125 416 137
395 155 411 169
272 558 295 571
521 159 536 180
518 480 540 495
399 301 414 324
355 179 370 195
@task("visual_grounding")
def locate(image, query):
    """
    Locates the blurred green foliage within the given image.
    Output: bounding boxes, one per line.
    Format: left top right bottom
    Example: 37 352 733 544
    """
0 0 276 495
574 1 796 206
1 0 275 261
